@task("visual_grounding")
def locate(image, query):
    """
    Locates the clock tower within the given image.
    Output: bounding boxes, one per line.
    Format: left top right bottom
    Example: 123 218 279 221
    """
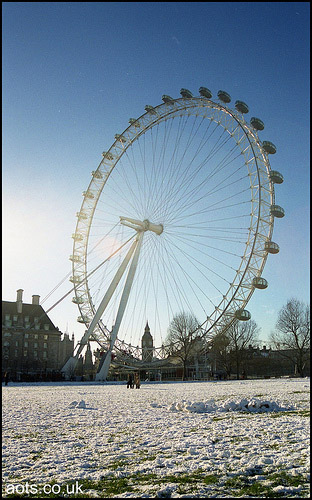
141 321 153 362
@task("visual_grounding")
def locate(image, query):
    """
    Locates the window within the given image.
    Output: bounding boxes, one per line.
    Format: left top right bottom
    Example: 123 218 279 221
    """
34 334 38 340
43 343 48 349
34 351 38 358
24 350 28 357
35 324 40 330
44 324 49 331
24 341 28 347
15 341 19 347
44 335 48 340
34 342 38 348
34 317 39 323
15 350 18 357
43 351 47 359
25 333 29 339
13 315 18 322
4 332 11 337
5 314 10 321
24 316 29 323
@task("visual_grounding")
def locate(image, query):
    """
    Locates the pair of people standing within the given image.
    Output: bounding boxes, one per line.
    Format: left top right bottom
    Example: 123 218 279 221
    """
127 372 140 389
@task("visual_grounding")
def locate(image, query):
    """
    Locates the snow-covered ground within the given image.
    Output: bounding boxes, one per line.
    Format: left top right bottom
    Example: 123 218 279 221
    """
2 378 310 498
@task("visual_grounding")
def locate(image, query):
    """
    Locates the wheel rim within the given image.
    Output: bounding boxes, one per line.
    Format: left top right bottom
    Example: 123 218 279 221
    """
71 95 275 358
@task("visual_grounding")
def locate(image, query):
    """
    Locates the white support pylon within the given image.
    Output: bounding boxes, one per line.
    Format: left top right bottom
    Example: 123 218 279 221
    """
61 237 139 379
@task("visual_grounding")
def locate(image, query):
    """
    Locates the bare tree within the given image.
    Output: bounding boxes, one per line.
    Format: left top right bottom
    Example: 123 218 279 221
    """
270 299 310 377
209 332 233 378
165 312 202 380
225 319 260 379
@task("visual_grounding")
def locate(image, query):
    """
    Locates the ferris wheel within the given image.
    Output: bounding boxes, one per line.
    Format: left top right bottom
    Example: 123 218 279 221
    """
63 87 284 380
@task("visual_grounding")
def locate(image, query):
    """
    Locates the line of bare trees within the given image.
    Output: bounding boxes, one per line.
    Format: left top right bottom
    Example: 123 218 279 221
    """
210 319 260 379
165 298 310 379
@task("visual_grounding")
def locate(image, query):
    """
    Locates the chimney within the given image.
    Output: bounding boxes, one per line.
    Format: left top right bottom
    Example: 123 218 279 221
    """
16 289 24 314
32 295 40 305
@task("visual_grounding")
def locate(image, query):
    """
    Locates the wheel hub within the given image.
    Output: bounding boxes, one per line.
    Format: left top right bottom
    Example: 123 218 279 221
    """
120 216 163 235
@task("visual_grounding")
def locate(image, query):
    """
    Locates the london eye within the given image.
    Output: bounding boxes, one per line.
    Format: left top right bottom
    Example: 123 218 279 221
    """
62 87 284 380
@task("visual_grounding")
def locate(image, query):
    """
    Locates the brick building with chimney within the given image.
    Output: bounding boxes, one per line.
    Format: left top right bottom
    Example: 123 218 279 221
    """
2 289 74 381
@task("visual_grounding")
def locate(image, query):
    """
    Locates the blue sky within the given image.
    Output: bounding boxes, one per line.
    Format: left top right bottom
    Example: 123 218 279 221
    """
3 2 310 346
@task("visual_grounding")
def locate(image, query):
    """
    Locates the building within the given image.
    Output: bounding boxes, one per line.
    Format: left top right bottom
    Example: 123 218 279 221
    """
243 345 310 378
141 321 153 362
59 331 75 370
74 342 95 381
2 289 74 381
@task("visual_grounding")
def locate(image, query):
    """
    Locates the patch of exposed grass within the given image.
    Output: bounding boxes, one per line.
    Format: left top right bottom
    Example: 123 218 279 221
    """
224 476 249 488
139 454 157 462
86 477 134 497
224 470 309 498
156 471 203 484
298 410 310 417
268 471 308 488
131 472 158 482
234 481 282 497
230 435 247 443
269 409 310 418
154 471 219 496
203 474 219 485
224 476 278 498
109 458 129 470
12 432 38 440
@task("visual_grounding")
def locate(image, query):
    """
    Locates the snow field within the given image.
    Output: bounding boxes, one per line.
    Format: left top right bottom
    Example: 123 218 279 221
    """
2 378 310 498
